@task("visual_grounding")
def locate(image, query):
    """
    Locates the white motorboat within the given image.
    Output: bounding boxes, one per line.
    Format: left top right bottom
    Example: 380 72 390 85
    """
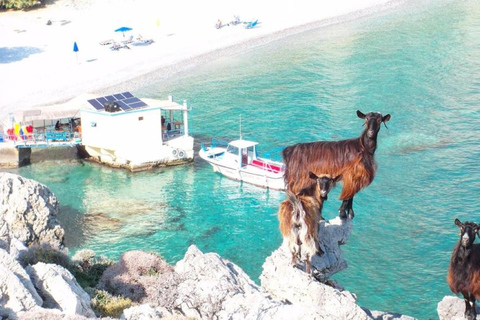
199 138 285 191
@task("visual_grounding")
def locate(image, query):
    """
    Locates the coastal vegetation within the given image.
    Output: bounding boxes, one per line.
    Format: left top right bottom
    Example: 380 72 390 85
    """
0 0 43 10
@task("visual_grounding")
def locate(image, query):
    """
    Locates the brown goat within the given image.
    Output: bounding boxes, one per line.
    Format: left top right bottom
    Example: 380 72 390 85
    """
448 219 480 320
278 173 337 274
282 110 390 219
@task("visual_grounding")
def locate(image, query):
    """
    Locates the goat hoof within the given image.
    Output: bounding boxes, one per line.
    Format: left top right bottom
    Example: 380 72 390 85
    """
465 310 476 320
348 210 355 219
339 211 347 219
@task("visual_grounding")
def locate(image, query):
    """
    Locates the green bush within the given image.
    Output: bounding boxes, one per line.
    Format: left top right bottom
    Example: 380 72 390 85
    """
0 0 43 10
91 290 132 318
73 263 112 289
19 243 73 270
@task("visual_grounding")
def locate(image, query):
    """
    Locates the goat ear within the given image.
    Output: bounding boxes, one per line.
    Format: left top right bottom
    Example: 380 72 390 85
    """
455 218 462 228
382 114 391 123
357 110 366 119
308 171 318 180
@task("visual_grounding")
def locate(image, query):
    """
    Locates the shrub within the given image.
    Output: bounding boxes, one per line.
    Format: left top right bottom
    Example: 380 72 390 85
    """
72 249 96 271
70 250 114 289
18 243 72 269
91 290 132 318
98 250 181 309
0 0 43 10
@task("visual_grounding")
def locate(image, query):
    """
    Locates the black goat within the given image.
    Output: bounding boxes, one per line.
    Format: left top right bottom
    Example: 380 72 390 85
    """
448 218 480 320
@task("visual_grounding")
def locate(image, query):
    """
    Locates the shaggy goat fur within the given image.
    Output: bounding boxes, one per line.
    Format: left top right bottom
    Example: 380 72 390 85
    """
448 219 480 320
282 110 390 219
278 173 337 274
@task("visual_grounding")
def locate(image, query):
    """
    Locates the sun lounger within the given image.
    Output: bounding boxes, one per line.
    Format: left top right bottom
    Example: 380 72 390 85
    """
132 39 154 46
110 43 130 50
99 39 114 45
245 20 258 29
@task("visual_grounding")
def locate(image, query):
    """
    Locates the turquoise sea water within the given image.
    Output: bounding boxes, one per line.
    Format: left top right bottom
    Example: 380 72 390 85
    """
3 0 480 318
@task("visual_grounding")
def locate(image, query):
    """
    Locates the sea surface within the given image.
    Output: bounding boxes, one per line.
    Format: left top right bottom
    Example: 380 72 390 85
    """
3 0 480 318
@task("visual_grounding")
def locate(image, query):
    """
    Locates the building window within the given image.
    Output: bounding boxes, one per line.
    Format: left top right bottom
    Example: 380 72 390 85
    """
138 117 144 121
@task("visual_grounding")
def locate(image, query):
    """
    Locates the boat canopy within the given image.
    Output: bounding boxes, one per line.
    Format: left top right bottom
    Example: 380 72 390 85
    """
229 139 258 149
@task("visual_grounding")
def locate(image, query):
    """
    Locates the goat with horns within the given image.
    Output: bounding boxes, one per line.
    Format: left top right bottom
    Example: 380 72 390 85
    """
448 219 480 320
282 110 391 219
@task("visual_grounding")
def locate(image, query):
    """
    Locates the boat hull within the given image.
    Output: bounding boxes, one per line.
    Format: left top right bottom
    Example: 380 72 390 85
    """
199 148 285 191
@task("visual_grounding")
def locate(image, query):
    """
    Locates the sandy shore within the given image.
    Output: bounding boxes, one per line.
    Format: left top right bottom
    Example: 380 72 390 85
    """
0 0 398 117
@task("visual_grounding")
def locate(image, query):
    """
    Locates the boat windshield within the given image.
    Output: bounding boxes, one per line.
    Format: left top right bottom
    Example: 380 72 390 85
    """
226 145 239 155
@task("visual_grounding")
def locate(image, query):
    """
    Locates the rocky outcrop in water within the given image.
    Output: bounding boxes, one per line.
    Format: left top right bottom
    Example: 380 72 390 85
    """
437 296 480 320
0 173 418 319
0 172 65 250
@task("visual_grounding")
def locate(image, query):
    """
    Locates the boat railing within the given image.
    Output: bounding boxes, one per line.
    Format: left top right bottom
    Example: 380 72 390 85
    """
251 158 284 174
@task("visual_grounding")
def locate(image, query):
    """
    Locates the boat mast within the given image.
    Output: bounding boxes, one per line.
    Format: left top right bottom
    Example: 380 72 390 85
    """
239 115 242 140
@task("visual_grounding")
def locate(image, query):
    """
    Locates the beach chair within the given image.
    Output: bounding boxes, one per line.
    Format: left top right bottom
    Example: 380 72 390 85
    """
99 39 114 45
245 20 258 29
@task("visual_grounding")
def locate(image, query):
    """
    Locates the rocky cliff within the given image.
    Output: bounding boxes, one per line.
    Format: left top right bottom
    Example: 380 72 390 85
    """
0 172 65 251
0 173 427 319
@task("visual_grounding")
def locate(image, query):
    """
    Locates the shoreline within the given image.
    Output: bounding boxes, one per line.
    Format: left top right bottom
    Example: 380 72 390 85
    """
0 0 402 118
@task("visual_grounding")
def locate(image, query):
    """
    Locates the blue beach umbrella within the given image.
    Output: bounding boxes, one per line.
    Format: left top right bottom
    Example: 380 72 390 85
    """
115 26 133 37
73 41 79 63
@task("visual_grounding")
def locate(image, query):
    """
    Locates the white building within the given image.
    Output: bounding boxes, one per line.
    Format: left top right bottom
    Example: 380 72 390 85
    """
80 93 194 171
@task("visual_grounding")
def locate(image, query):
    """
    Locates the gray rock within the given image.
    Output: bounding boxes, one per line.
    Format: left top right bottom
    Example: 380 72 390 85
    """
438 295 480 320
261 242 370 320
0 264 41 318
0 172 65 249
0 248 42 306
175 245 280 319
9 237 28 261
17 306 91 320
368 310 417 320
26 262 95 318
312 217 353 279
121 304 170 320
175 245 406 320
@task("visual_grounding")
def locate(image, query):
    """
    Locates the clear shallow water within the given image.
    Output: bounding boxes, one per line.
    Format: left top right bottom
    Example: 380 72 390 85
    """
3 0 480 318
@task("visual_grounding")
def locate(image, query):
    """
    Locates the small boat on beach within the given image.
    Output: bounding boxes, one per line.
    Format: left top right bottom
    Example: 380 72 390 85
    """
199 138 285 191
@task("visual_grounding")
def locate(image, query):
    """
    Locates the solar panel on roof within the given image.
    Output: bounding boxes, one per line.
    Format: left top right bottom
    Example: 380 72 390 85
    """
130 101 147 109
87 92 148 112
116 100 130 110
123 97 140 104
87 99 104 110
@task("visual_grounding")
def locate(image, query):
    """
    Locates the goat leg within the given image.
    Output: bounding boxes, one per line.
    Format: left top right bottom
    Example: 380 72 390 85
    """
305 254 311 274
339 200 348 219
348 198 355 219
467 293 477 320
291 252 298 267
464 293 476 320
